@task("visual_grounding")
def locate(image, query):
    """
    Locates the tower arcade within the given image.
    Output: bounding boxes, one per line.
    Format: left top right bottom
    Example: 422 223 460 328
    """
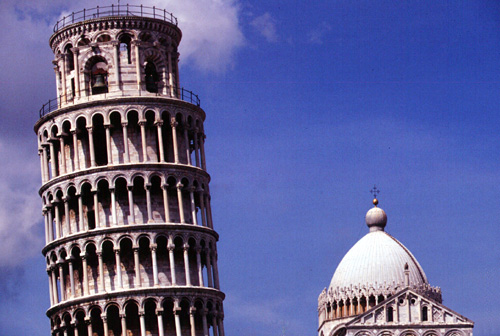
34 5 225 336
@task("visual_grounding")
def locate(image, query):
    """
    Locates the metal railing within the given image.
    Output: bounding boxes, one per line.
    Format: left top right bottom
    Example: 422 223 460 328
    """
53 4 177 32
39 87 201 118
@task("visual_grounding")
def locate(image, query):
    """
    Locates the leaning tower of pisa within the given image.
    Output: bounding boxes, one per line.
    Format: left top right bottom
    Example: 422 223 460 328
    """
34 5 225 336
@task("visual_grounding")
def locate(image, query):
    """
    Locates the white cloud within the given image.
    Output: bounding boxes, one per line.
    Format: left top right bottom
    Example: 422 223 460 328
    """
308 21 332 44
250 12 278 43
0 141 43 267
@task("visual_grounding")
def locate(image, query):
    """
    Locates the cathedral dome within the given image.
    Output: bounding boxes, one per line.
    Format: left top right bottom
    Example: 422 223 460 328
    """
328 201 428 294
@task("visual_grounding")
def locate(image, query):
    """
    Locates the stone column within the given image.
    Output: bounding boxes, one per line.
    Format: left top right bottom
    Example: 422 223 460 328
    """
63 197 70 235
39 149 47 183
174 301 182 336
120 314 127 336
167 45 175 96
139 121 147 162
407 295 411 322
72 322 79 336
207 195 214 229
47 267 54 306
198 189 207 227
87 127 96 167
86 318 93 336
110 188 117 226
171 119 179 163
168 241 176 285
77 194 84 231
58 262 65 301
102 314 109 336
81 253 89 296
157 121 165 162
133 40 141 91
51 266 59 304
115 248 122 289
205 249 213 288
151 244 159 286
218 314 225 336
162 184 170 222
211 312 219 336
199 134 207 170
105 125 112 164
61 56 67 102
43 208 49 244
145 183 153 223
189 306 197 336
176 182 185 223
53 61 61 98
54 200 61 239
49 140 57 178
212 251 220 289
42 145 50 180
395 300 399 322
189 187 197 225
201 309 209 336
93 189 100 228
47 205 54 241
67 257 75 298
71 47 80 97
134 247 141 287
183 243 191 286
139 312 146 336
196 247 204 286
157 309 165 336
184 128 191 165
112 40 120 89
175 55 180 93
128 186 135 224
193 130 200 167
72 131 80 170
59 136 66 175
98 251 105 292
122 122 130 163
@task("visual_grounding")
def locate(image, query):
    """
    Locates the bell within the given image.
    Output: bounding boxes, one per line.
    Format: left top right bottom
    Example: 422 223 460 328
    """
93 74 106 88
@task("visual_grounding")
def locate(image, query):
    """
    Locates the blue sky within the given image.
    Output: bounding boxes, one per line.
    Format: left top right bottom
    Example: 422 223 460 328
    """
0 1 499 335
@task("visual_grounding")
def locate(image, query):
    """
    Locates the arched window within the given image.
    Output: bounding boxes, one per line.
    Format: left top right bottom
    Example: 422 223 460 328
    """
65 44 74 71
145 61 159 93
422 306 428 321
119 34 132 64
90 60 108 95
387 306 394 322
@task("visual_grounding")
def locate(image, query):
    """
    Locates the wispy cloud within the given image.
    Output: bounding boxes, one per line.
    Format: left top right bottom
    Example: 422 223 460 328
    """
308 21 332 44
250 12 278 43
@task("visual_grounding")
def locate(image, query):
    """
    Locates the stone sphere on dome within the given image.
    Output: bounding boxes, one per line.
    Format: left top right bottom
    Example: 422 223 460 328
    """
327 200 429 299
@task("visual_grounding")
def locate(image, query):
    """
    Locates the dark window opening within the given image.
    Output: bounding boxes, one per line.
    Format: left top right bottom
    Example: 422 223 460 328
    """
145 62 159 93
422 306 428 321
387 307 394 322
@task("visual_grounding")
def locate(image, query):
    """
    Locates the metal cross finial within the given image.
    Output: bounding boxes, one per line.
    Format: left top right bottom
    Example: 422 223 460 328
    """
370 185 380 198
